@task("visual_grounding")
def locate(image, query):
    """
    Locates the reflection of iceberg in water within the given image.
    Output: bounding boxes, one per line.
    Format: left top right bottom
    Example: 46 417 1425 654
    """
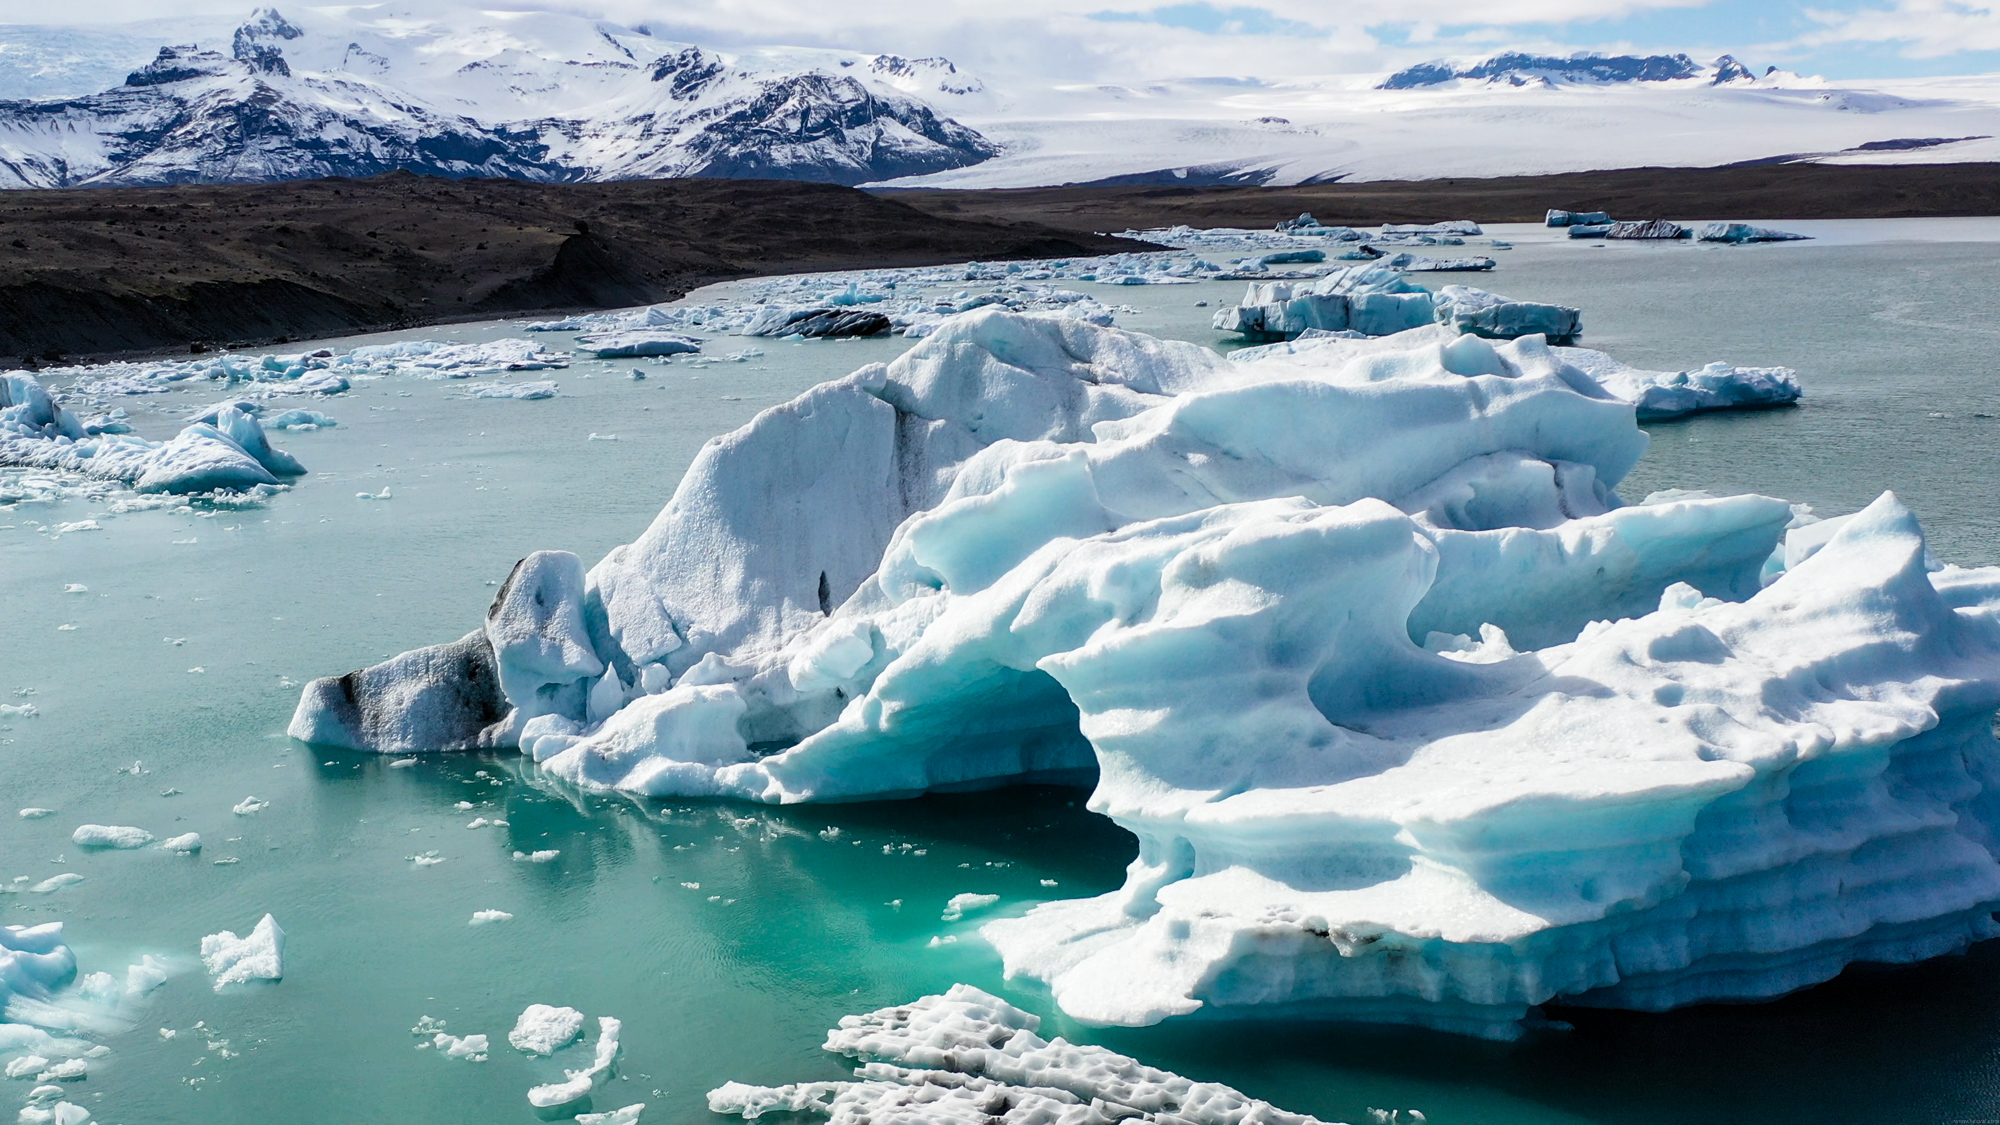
293 309 2000 1037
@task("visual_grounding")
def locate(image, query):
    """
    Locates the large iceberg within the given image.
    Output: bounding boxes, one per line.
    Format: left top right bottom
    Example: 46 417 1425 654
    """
1559 347 1802 419
292 309 2000 1037
1211 267 1581 343
1 375 302 493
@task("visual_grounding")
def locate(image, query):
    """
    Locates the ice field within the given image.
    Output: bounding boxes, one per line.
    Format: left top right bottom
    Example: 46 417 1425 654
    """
7 220 2000 1123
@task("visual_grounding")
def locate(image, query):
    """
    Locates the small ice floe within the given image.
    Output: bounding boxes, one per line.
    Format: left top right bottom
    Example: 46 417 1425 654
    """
469 910 513 926
387 757 418 769
19 807 55 818
709 986 1339 1125
53 521 101 534
628 368 646 380
0 704 38 718
512 849 559 863
61 584 86 594
201 914 284 990
573 330 702 358
431 1032 488 1062
72 825 154 849
232 796 268 815
30 874 83 894
508 1004 585 1055
465 817 506 829
265 410 337 430
939 893 998 922
588 433 619 442
927 935 957 947
459 380 558 400
356 487 392 501
578 1105 646 1125
408 851 446 867
161 833 201 853
526 1016 621 1109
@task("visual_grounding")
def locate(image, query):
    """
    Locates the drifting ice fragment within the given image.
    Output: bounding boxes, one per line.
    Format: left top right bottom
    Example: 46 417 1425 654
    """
432 1032 488 1061
940 893 999 921
508 1003 585 1055
200 914 283 990
70 825 152 849
577 1105 645 1125
709 986 1336 1125
1698 222 1810 244
573 330 702 358
1561 346 1802 419
232 796 268 815
469 910 513 925
526 1016 621 1109
160 833 201 853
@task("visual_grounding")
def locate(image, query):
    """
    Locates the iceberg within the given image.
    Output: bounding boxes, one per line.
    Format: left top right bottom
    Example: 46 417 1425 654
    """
1699 222 1811 244
292 309 2000 1037
709 985 1339 1125
572 330 704 358
2 374 301 494
743 307 893 339
1605 219 1690 240
1212 267 1581 343
1546 209 1612 227
1560 347 1802 419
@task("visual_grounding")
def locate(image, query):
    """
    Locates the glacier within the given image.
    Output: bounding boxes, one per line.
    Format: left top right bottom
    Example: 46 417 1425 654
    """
290 308 2000 1037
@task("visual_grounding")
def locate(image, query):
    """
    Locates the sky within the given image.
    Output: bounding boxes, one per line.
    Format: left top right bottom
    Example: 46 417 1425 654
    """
3 0 1998 83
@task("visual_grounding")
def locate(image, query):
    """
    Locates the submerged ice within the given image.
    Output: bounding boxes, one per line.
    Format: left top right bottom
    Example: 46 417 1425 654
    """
294 308 2000 1036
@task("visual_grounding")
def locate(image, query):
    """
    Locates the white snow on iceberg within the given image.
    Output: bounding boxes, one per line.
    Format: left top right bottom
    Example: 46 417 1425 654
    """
291 308 2000 1036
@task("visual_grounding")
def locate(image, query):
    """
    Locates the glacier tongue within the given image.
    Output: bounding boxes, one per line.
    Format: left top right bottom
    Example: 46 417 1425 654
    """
291 307 2000 1036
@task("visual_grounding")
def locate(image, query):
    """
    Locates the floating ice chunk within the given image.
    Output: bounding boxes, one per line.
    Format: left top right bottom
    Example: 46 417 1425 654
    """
265 409 337 430
18 809 54 819
34 1059 85 1082
231 797 268 815
1698 222 1810 244
200 914 283 990
526 1016 620 1109
1546 209 1611 227
51 522 98 534
459 381 558 400
356 487 391 500
70 825 152 849
940 893 999 922
577 1105 645 1125
125 955 169 997
1561 346 1802 419
29 875 82 894
468 910 513 925
17 1102 92 1125
508 1004 585 1055
1605 219 1689 240
513 850 560 863
708 985 1335 1125
4 1055 47 1078
60 585 86 594
573 330 702 358
160 833 201 853
432 1032 488 1061
0 705 38 718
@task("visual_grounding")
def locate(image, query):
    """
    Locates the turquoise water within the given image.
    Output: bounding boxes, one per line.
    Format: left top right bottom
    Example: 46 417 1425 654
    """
5 221 2000 1124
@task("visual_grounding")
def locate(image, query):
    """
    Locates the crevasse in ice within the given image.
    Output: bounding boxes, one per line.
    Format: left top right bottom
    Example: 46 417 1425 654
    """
291 309 2000 1036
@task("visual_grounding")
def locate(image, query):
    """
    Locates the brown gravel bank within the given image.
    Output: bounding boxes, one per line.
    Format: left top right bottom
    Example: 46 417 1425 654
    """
0 173 1150 362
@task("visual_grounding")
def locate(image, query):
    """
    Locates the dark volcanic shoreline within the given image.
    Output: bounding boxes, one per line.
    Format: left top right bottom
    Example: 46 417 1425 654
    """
892 163 2000 232
0 174 1150 362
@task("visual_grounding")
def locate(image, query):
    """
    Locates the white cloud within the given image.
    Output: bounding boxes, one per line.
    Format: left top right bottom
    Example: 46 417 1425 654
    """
1798 0 2000 56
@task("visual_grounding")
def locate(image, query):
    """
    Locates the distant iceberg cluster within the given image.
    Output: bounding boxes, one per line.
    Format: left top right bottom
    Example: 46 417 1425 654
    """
292 305 2000 1037
2 376 305 494
60 338 569 398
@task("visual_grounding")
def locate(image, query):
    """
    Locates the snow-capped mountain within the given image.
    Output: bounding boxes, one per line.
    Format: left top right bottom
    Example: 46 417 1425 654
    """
1 9 1998 191
1380 52 1758 89
0 6 997 188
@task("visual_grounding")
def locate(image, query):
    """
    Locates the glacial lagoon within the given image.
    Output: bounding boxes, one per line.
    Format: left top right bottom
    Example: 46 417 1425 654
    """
7 219 2000 1124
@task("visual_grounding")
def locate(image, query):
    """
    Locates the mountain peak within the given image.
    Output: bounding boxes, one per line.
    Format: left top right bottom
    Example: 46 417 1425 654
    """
1379 51 1755 90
